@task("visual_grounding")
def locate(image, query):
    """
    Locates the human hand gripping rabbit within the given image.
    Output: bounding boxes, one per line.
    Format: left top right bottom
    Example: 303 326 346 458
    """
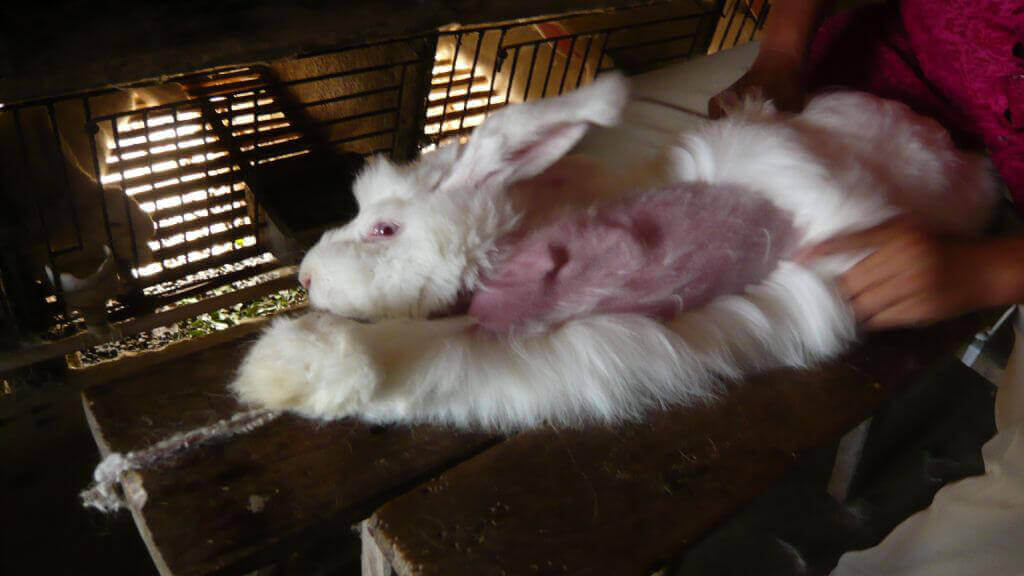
230 74 999 431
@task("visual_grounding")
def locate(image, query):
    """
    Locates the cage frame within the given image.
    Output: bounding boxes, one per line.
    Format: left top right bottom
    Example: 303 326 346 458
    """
0 0 769 372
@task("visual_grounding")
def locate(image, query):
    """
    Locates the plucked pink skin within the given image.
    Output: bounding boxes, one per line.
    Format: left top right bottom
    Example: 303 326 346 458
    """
469 183 799 332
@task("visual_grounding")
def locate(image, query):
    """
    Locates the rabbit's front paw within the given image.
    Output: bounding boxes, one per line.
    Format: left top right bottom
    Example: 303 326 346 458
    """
230 313 380 420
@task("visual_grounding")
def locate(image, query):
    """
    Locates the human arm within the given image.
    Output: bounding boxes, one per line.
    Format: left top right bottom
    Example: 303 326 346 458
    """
708 0 834 117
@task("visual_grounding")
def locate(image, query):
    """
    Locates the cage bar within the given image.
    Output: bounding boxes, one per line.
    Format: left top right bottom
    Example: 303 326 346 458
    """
0 0 765 360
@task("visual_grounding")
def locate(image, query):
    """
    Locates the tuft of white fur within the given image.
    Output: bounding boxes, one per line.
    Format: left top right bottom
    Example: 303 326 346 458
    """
667 263 856 376
671 91 998 248
230 313 379 418
232 79 1000 431
232 264 853 430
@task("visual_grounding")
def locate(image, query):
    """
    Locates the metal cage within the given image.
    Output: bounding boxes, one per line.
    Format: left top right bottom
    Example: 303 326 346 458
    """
0 0 769 370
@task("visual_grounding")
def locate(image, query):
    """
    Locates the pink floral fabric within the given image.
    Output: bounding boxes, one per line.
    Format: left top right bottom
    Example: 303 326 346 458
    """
808 0 1024 211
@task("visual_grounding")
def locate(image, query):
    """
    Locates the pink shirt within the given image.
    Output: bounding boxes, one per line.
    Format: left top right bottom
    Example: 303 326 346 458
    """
808 0 1024 211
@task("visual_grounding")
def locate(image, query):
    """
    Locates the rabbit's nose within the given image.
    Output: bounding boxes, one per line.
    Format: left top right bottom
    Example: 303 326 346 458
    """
299 271 312 291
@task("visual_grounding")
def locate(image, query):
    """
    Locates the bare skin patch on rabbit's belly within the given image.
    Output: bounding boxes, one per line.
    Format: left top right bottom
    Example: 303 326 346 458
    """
470 183 800 332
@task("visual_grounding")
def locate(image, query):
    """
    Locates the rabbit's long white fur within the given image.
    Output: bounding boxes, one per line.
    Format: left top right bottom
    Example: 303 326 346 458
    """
231 75 997 430
236 261 850 429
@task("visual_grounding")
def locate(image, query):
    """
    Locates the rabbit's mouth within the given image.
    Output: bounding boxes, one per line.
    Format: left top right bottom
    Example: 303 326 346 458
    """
336 290 472 323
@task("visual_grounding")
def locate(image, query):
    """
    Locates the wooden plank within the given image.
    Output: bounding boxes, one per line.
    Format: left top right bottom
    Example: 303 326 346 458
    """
81 330 498 576
367 316 987 576
67 306 290 389
0 268 296 373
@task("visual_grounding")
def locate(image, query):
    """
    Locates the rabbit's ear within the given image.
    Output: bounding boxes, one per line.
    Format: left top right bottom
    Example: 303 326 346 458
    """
437 73 629 194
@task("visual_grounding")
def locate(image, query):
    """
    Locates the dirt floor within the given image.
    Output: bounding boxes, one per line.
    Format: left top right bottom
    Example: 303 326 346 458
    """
1 383 157 575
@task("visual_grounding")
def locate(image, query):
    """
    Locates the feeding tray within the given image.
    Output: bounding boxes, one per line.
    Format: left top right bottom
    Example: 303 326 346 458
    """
244 151 364 249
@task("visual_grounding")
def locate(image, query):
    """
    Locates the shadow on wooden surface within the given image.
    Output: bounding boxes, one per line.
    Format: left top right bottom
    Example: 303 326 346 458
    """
81 334 499 576
366 315 989 576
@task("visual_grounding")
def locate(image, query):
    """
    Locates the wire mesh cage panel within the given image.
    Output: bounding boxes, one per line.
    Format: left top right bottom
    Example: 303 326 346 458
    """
0 0 768 365
91 38 434 297
0 39 434 341
425 0 727 146
710 0 771 53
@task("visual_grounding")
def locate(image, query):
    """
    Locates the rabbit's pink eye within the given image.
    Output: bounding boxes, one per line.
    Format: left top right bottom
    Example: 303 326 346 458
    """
368 221 400 239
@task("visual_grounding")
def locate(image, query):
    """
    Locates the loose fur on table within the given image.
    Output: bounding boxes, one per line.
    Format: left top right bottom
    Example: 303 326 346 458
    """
81 408 279 512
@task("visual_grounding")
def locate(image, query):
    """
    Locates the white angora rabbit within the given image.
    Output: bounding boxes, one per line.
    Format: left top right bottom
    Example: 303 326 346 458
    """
230 73 997 430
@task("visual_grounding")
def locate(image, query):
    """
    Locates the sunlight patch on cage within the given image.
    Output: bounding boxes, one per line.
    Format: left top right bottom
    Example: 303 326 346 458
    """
96 68 291 286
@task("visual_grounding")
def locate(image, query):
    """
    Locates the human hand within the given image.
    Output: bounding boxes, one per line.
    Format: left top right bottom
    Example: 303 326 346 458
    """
800 217 998 330
708 48 806 118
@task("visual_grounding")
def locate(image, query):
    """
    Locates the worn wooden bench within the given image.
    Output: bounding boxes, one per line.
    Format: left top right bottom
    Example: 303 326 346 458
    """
81 323 498 576
361 318 984 575
79 44 996 575
81 312 987 575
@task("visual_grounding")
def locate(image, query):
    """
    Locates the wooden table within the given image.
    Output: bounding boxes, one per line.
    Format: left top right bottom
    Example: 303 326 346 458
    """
81 312 985 576
361 317 986 576
81 329 498 576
